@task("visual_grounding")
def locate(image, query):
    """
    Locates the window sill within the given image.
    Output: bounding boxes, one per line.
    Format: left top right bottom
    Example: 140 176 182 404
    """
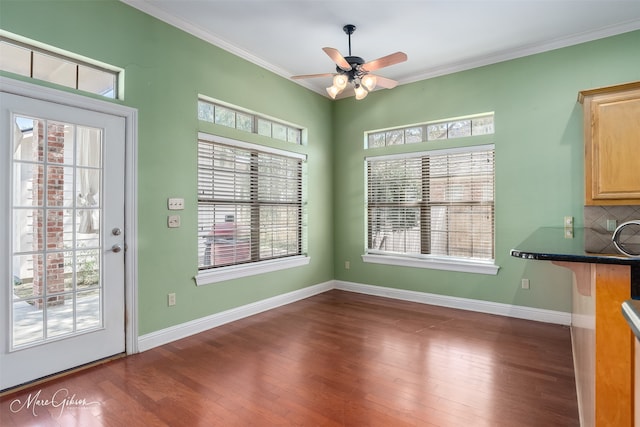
195 255 310 286
361 253 500 275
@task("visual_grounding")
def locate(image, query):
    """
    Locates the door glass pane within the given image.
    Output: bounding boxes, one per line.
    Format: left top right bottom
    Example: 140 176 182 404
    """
47 121 74 164
13 302 44 347
13 209 41 253
12 254 42 298
77 249 100 289
77 127 101 167
77 290 101 331
77 210 101 245
13 117 40 160
11 115 104 349
47 294 75 338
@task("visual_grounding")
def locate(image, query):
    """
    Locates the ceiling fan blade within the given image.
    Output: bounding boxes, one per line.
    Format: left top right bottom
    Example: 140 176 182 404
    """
322 47 352 71
361 52 407 72
291 73 335 80
373 75 399 89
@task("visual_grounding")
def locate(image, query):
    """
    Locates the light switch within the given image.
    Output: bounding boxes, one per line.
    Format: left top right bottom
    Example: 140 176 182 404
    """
564 216 573 227
168 198 184 210
168 215 181 228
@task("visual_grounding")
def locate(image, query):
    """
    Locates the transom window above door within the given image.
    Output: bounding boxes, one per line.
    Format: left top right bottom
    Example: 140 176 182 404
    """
0 35 120 99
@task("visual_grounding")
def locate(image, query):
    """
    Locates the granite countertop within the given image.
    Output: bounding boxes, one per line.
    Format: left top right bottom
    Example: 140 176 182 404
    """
510 227 640 266
622 300 640 340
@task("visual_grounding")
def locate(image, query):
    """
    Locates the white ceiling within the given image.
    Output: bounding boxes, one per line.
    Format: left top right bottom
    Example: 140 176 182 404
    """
122 0 640 98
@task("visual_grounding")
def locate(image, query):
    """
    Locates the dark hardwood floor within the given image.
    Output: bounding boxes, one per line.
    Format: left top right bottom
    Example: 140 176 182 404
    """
1 290 579 426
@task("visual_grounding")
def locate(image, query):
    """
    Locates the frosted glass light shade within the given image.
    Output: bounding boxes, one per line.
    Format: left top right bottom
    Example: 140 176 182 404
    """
326 85 340 99
354 84 368 100
361 74 377 91
333 74 348 90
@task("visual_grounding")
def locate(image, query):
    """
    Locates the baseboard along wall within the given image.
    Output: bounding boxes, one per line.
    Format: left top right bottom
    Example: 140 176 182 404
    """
138 280 571 352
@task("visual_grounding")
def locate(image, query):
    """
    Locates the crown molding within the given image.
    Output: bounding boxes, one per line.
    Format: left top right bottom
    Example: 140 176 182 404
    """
120 1 640 97
402 18 640 85
120 0 295 81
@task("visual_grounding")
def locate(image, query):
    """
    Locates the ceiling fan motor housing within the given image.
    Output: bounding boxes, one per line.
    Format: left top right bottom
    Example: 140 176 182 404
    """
338 56 365 81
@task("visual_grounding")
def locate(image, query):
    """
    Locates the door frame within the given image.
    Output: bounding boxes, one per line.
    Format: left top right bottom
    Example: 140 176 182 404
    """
1 76 139 355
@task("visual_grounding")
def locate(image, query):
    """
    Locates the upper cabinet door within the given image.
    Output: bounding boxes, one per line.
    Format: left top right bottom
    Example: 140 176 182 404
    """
580 82 640 205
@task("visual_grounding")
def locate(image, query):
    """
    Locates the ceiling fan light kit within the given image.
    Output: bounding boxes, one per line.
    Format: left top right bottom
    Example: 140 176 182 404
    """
293 24 407 100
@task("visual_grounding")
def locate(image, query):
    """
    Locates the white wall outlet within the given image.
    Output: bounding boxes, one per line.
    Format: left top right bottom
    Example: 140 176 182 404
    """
168 293 176 306
345 261 350 270
606 219 618 232
168 198 184 210
521 278 530 290
168 215 181 228
564 228 574 238
564 216 574 227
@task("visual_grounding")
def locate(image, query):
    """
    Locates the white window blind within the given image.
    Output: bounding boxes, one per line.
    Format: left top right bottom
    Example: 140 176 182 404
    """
198 135 304 269
367 145 495 261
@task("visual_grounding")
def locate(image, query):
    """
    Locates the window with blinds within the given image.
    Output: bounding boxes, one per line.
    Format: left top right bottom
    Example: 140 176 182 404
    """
198 134 305 269
366 144 495 261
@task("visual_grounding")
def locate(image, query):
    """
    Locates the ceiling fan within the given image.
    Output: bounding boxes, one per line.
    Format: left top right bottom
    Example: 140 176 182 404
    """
291 24 408 100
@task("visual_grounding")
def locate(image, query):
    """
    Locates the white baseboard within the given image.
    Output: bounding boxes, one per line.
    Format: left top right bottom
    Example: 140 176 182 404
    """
334 280 571 326
137 281 333 352
138 279 570 352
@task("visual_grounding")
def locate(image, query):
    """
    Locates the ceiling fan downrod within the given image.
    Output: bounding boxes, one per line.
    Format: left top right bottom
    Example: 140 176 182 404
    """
340 24 365 80
343 24 356 56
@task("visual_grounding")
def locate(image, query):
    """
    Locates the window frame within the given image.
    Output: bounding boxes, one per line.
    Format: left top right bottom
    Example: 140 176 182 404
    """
198 96 304 145
195 133 309 286
365 113 495 148
363 143 499 275
0 35 120 99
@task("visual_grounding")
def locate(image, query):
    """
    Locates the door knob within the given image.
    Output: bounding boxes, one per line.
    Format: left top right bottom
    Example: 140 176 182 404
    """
112 227 122 236
110 243 122 253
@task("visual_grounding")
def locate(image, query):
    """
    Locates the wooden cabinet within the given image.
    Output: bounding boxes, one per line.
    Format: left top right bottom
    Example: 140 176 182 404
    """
579 81 640 205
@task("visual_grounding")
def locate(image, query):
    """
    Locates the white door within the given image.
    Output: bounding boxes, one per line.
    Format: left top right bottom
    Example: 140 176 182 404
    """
0 92 126 390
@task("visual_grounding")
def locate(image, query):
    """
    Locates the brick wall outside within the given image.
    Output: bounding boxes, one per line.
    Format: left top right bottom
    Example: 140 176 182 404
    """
32 122 66 308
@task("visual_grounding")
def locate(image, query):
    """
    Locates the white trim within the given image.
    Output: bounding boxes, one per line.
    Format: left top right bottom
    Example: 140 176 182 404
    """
139 279 570 352
0 76 140 355
120 0 295 85
195 256 310 286
362 253 500 275
334 280 570 325
138 281 333 351
198 95 306 134
120 0 640 97
365 143 495 161
124 102 139 354
402 20 640 86
366 112 495 136
198 132 306 160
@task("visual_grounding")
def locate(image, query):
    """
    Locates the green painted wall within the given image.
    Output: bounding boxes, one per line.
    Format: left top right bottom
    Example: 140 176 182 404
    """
332 30 640 312
2 1 639 330
0 0 334 335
